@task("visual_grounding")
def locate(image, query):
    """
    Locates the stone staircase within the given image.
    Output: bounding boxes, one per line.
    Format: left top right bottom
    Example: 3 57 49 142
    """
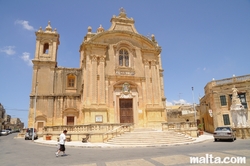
106 128 196 146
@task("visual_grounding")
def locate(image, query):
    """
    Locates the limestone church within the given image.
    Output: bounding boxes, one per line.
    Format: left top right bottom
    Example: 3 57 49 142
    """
28 9 167 132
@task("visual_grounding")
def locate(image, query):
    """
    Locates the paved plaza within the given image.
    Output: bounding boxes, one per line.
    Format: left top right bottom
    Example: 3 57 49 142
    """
1 133 249 166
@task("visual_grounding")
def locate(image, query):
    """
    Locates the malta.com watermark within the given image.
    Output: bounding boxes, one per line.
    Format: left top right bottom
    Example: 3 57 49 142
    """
190 154 246 164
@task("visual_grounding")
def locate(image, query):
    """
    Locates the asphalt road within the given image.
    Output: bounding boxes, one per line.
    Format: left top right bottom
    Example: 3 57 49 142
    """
0 133 249 166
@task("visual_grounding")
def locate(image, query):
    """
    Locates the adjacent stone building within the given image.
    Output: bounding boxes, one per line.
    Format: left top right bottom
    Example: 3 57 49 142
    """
199 74 250 133
10 118 24 131
4 114 11 129
166 104 197 123
0 103 6 131
28 9 167 132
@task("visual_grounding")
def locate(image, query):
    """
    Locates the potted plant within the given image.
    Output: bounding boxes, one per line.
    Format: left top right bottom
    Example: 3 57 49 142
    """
198 123 204 135
46 134 51 140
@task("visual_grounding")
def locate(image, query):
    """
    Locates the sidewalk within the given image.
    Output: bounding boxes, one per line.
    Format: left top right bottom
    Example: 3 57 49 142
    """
34 132 214 148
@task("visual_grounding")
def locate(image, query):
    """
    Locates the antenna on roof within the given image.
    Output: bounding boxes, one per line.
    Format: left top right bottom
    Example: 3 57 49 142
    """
179 93 182 100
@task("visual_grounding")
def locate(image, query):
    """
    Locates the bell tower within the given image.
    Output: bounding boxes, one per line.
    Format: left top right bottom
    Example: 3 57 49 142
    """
34 21 60 64
31 21 60 95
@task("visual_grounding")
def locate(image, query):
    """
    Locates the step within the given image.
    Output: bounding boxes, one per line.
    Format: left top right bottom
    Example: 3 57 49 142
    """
106 128 195 146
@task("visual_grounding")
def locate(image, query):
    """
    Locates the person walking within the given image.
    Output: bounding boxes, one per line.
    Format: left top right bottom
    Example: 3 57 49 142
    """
55 130 67 157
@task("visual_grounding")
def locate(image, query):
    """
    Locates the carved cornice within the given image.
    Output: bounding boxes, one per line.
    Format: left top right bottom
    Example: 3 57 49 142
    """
81 106 108 111
36 33 60 45
32 60 57 66
30 94 81 97
141 47 161 55
63 108 79 117
40 39 53 44
56 68 81 72
35 115 47 121
83 30 160 51
81 42 108 50
107 75 145 82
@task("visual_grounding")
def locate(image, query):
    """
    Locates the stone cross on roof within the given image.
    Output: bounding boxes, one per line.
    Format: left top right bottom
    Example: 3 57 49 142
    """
119 7 126 13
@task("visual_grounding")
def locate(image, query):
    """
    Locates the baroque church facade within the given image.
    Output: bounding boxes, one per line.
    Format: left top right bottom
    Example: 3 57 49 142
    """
28 10 167 132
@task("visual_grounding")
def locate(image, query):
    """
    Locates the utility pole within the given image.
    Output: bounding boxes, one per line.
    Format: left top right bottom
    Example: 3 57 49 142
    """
179 93 182 100
192 87 197 127
32 82 38 141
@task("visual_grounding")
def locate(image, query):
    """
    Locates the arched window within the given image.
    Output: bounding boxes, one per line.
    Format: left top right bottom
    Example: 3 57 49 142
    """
119 49 129 67
67 74 75 88
43 43 49 54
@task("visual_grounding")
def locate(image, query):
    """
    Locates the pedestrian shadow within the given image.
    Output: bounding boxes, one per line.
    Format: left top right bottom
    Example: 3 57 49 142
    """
60 154 68 157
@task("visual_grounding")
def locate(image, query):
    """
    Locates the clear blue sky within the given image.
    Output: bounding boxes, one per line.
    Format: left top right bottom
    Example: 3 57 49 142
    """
0 0 250 127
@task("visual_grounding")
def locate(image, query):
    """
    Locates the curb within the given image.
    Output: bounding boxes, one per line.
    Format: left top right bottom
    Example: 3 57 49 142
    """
33 136 214 148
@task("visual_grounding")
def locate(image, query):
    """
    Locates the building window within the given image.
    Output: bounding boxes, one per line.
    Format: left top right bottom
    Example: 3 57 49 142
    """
223 114 230 125
43 43 49 54
220 95 227 106
67 74 75 88
119 49 129 67
67 116 74 126
239 93 248 109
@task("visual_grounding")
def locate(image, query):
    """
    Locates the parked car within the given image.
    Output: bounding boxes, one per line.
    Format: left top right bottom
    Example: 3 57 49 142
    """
213 126 236 142
25 128 38 140
0 130 8 136
6 129 12 134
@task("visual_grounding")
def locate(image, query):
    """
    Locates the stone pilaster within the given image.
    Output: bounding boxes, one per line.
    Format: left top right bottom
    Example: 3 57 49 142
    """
52 42 57 61
99 55 105 104
85 55 91 104
35 40 40 59
144 59 151 103
91 55 97 104
31 66 39 94
39 44 44 58
151 60 159 104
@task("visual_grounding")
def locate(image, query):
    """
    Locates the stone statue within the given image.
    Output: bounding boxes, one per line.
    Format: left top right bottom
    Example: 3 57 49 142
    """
232 86 241 105
230 86 248 127
122 82 130 94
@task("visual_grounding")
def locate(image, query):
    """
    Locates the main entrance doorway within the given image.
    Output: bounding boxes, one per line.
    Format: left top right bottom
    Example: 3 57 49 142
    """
119 99 133 123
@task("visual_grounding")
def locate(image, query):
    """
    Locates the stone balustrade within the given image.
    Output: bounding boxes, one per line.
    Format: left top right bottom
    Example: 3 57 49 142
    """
214 74 250 85
233 127 250 139
102 124 133 142
42 123 134 142
162 122 198 137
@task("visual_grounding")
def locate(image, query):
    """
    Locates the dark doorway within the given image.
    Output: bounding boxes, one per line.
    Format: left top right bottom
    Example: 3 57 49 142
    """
67 116 74 126
119 99 133 123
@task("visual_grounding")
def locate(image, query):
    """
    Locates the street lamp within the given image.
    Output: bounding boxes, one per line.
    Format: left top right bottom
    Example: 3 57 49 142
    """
32 82 38 141
192 87 197 127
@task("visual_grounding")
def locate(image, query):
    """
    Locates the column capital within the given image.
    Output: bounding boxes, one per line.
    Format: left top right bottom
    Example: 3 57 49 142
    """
143 59 149 65
99 55 106 62
91 55 97 61
151 60 157 66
